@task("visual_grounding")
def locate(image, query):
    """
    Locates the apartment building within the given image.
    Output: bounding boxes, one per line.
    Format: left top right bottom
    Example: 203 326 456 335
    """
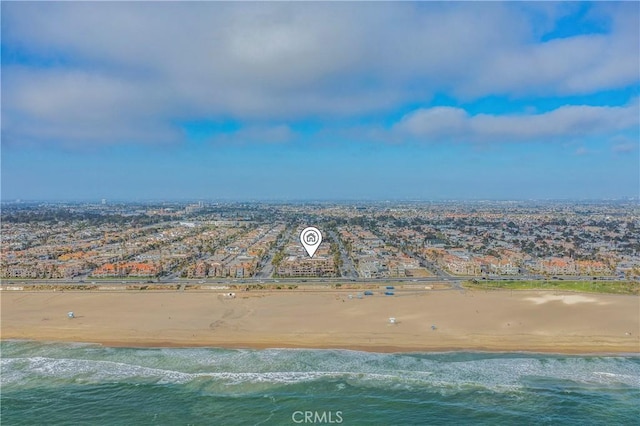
276 256 335 277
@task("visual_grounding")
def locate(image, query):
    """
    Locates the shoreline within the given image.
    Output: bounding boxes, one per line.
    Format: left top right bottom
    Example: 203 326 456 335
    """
2 289 638 355
4 339 638 357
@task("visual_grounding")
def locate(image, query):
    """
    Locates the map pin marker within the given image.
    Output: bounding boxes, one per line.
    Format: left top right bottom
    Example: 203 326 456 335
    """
300 226 322 258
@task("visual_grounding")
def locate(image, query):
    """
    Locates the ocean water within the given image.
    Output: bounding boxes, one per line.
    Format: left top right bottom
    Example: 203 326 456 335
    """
1 341 639 425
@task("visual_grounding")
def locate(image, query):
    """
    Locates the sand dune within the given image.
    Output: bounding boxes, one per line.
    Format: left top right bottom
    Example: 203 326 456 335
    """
1 289 638 353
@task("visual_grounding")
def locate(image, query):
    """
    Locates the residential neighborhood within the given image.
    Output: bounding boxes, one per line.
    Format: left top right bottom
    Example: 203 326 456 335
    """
2 200 639 281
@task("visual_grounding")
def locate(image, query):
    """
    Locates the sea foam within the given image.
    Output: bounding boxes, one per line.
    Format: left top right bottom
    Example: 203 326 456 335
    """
2 341 639 393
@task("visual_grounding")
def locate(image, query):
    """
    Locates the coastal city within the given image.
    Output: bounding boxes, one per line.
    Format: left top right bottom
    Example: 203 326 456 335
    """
2 1 639 424
2 200 638 285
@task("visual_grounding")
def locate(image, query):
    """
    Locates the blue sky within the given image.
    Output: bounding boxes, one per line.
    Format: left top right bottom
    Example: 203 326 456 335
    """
2 2 638 201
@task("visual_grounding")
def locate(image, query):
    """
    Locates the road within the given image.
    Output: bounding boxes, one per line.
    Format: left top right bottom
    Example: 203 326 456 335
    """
327 229 358 279
4 274 631 290
253 226 293 279
253 255 275 279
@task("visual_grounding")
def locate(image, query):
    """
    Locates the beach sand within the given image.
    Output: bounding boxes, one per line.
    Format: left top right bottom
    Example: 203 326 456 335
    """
1 289 638 353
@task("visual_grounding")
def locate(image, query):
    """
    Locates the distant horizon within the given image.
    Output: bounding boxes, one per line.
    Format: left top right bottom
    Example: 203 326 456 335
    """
2 196 638 205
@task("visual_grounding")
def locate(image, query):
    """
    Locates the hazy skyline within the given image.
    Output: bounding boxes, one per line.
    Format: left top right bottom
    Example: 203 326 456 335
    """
2 2 639 201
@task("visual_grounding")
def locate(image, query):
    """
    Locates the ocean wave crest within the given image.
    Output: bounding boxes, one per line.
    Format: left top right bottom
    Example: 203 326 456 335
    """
2 341 639 393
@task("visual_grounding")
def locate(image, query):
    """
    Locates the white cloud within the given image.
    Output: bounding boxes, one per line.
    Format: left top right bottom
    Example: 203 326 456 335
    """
1 2 638 146
395 101 639 143
3 68 179 146
454 3 639 98
396 107 470 139
610 135 639 154
574 147 590 156
612 143 638 154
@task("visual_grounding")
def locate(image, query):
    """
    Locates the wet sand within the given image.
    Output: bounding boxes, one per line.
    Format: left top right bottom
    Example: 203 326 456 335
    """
1 289 638 353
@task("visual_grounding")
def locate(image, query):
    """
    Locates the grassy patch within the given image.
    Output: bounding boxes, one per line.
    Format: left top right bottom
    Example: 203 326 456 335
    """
464 280 639 295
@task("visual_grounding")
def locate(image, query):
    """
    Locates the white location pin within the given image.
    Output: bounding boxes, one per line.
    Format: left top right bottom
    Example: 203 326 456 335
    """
300 226 322 258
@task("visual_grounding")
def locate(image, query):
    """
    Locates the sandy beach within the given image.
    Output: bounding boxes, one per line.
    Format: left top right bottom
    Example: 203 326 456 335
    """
2 289 638 353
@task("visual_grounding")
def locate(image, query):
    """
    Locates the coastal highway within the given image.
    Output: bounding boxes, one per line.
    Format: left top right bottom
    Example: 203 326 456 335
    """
2 275 628 288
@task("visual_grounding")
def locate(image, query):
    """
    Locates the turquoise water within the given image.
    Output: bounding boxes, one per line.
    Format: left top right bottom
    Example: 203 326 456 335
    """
1 341 639 425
